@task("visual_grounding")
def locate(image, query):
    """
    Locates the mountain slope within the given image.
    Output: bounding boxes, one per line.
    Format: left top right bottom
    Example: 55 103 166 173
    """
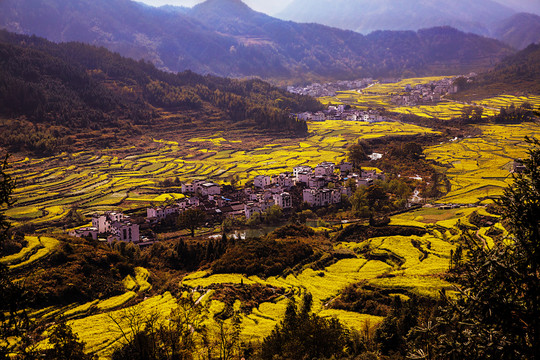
276 0 515 36
455 44 540 97
493 13 540 50
0 0 515 81
0 30 318 155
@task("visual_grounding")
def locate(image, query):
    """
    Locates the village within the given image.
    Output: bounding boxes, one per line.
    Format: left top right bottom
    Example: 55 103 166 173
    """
295 105 385 122
287 78 373 97
69 161 386 244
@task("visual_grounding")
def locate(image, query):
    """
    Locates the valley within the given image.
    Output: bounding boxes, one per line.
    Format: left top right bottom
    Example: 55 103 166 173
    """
1 1 540 358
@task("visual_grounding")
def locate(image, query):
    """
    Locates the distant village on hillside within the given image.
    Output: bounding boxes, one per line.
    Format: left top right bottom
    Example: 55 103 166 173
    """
70 161 386 244
287 78 373 97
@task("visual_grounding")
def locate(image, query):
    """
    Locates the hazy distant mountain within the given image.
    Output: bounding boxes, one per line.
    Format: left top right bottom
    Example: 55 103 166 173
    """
493 13 540 50
493 0 540 16
0 0 515 81
276 0 515 36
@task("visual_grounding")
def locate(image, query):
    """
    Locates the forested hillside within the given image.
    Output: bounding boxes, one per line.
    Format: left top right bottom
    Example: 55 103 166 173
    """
454 43 540 98
0 0 515 81
0 31 319 155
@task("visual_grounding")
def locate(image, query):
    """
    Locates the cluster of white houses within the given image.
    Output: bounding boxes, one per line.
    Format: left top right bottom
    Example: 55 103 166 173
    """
70 212 140 243
296 106 384 123
391 78 460 106
287 78 373 97
70 162 386 242
147 161 385 222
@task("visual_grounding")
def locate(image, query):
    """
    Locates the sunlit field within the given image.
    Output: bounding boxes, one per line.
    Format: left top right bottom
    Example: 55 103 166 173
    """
6 121 436 226
425 123 540 204
318 77 540 120
2 202 504 358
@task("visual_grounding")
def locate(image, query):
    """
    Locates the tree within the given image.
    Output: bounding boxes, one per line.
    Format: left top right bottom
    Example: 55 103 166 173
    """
177 209 206 237
0 154 15 255
46 318 95 360
411 137 540 359
260 293 348 360
348 142 368 169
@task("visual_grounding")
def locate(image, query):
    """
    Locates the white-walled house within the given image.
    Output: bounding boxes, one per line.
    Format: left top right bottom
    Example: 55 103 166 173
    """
357 178 374 187
308 176 326 189
75 211 140 243
273 192 292 209
272 174 294 188
315 162 335 177
293 166 312 180
109 221 140 243
244 203 262 219
146 205 183 222
69 227 98 240
254 175 272 189
296 171 312 185
303 188 341 207
200 182 221 196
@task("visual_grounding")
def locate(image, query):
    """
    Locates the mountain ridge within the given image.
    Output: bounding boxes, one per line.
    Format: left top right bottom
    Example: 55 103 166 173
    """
0 0 515 82
276 0 515 36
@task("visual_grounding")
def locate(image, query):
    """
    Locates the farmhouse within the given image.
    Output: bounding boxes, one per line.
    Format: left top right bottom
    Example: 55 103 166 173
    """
70 212 140 243
303 188 341 207
273 192 292 209
254 175 272 189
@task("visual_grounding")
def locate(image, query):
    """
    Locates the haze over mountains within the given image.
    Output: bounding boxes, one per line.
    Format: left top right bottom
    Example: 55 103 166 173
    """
277 0 540 50
0 0 514 81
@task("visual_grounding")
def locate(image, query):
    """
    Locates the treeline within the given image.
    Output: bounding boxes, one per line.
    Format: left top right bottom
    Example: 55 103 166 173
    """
0 30 320 155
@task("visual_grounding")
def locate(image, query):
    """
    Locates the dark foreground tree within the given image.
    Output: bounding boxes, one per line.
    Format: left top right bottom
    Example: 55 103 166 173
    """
45 318 95 360
0 154 14 255
410 137 540 359
177 209 206 237
260 293 348 360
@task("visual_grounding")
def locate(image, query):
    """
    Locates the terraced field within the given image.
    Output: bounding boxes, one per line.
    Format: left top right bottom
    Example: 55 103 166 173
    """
6 121 437 226
319 77 540 120
425 123 540 204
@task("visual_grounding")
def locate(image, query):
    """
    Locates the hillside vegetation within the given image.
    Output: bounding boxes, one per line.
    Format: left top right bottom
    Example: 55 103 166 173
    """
453 43 540 98
0 31 318 155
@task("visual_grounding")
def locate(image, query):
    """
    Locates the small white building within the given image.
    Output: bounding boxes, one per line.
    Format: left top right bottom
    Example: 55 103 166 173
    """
254 175 272 189
308 176 326 189
81 211 140 243
315 162 335 177
293 166 312 179
357 178 374 187
200 182 221 196
109 221 140 243
296 171 312 185
273 192 292 209
311 112 325 121
303 188 340 207
69 227 98 240
244 203 262 220
272 174 294 188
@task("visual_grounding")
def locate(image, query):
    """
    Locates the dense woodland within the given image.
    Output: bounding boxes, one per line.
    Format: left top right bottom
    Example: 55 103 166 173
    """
0 30 320 155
